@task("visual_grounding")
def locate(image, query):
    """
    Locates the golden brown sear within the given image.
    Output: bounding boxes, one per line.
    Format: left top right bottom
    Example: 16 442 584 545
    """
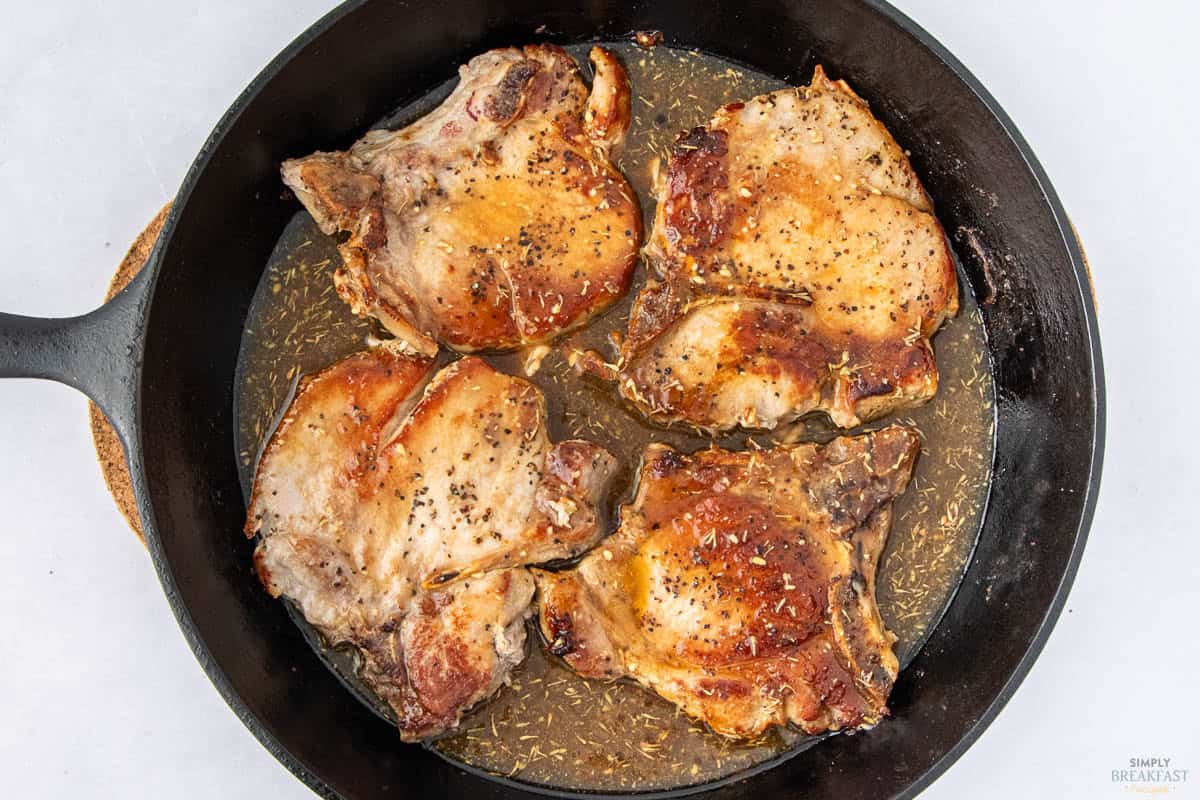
246 345 617 740
604 67 957 431
536 425 919 738
282 45 641 355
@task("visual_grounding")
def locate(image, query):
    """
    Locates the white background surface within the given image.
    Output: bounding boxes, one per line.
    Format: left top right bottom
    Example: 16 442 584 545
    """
0 1 1195 797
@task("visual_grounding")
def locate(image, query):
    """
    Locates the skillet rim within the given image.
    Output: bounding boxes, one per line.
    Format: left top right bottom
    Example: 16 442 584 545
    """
127 1 1107 798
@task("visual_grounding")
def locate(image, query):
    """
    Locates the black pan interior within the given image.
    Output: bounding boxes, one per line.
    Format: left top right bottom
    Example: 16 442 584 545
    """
133 1 1102 798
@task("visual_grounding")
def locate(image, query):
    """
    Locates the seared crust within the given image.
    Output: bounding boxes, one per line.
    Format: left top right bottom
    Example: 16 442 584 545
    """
282 45 641 355
247 348 617 740
614 67 957 431
584 47 633 153
536 425 919 738
361 569 535 739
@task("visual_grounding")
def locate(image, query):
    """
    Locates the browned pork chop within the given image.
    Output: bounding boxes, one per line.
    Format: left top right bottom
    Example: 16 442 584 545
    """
605 67 957 431
246 344 617 739
536 425 919 738
282 45 640 355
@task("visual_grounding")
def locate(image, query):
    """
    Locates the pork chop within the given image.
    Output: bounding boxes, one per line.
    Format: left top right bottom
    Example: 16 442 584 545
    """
246 344 618 739
282 45 640 355
535 425 919 738
605 67 957 431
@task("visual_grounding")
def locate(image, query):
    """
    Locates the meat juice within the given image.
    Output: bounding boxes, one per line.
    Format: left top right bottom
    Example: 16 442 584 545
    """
234 41 994 792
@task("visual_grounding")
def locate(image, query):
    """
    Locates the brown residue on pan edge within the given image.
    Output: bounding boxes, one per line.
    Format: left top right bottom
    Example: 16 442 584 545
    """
956 226 999 305
634 30 664 49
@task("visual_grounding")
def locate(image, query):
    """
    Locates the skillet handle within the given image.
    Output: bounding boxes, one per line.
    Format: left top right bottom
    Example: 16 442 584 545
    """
0 264 151 447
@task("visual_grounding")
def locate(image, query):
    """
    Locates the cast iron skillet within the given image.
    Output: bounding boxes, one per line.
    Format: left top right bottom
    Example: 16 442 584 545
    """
0 1 1104 797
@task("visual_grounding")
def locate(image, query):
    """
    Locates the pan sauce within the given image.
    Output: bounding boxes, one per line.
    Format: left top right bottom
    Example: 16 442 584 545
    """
234 42 995 793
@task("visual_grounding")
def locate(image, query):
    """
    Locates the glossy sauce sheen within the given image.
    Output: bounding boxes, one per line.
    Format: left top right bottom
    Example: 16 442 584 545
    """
234 42 995 793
